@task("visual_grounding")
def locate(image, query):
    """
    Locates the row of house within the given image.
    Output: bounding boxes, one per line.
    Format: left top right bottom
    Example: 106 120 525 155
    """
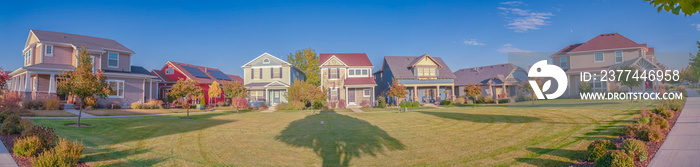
5 30 663 108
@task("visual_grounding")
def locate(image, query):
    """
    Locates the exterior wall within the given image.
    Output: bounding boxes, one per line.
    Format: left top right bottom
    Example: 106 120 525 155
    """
321 67 347 106
100 51 132 72
348 87 372 106
398 78 453 85
43 45 74 65
374 61 394 99
164 63 188 82
97 77 145 106
567 48 642 69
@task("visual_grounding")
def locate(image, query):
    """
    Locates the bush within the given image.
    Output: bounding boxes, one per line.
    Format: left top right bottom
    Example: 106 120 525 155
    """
131 102 141 109
650 115 670 130
0 110 13 123
622 138 648 161
440 99 452 105
22 99 45 110
412 101 420 107
106 101 122 109
13 136 41 157
313 99 326 109
0 90 22 108
585 139 617 162
360 100 371 108
399 101 407 108
659 109 674 119
636 124 664 142
623 123 643 136
1 114 22 134
44 98 60 110
216 102 225 107
476 96 494 104
594 150 634 167
33 138 85 167
376 96 387 108
19 118 35 130
678 86 687 97
498 99 510 104
337 100 346 109
455 97 466 104
637 117 650 124
278 101 305 110
21 125 57 150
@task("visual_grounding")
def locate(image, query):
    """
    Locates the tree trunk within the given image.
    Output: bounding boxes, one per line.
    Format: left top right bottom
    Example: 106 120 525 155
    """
473 98 476 108
532 94 535 106
186 98 190 119
629 87 633 102
236 105 239 114
77 98 83 127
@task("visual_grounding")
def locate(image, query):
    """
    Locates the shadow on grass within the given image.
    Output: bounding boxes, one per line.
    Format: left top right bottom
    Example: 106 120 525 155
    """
275 112 405 167
82 148 165 166
515 157 572 167
526 147 585 161
418 111 541 123
576 120 629 141
507 101 623 108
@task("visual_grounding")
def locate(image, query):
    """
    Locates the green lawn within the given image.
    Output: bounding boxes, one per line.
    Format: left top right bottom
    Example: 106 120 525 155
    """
32 99 655 166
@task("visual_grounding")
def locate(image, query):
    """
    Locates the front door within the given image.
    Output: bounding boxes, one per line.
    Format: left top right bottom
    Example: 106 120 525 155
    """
348 88 356 105
270 90 281 106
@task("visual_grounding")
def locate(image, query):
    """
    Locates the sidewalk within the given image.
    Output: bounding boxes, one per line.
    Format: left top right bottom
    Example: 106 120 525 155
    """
649 87 700 167
0 140 17 167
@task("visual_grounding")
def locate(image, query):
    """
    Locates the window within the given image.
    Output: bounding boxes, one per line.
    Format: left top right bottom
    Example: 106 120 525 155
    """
363 89 371 97
349 69 369 77
362 69 368 75
560 57 568 68
165 67 174 74
349 69 355 75
263 58 270 64
272 68 281 78
331 89 338 101
24 51 31 66
330 69 338 79
45 45 53 56
250 91 265 101
108 80 125 98
417 68 436 77
592 77 607 92
615 51 623 63
594 52 604 62
108 52 119 67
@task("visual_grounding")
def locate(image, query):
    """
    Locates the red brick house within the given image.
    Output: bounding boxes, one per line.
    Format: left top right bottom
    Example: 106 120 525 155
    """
151 61 243 105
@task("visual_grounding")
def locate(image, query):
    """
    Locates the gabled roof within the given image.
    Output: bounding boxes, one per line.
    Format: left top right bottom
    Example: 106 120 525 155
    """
319 53 373 67
609 57 659 70
30 29 134 54
380 55 456 79
453 63 524 86
163 61 242 84
151 70 174 83
408 54 441 67
241 53 291 67
551 33 645 57
344 77 377 86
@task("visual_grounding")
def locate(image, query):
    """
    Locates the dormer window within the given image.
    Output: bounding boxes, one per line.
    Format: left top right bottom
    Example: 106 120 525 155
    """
45 45 53 57
165 67 174 74
417 68 436 78
24 51 31 66
108 52 119 68
263 58 270 64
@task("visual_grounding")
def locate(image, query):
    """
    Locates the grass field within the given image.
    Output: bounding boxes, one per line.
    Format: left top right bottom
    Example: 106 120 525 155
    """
29 110 77 117
32 99 656 166
82 109 208 116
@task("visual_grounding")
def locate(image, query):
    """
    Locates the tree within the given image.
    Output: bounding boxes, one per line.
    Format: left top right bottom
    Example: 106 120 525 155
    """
56 46 111 127
690 41 700 83
168 79 204 119
0 67 8 93
464 84 482 108
680 65 698 83
287 80 327 113
208 81 222 105
222 81 248 113
386 78 409 112
287 48 320 86
645 0 700 16
619 66 643 102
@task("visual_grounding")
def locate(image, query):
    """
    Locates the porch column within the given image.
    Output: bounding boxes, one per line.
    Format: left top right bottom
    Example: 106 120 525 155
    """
149 79 153 100
142 78 146 103
413 86 417 102
24 72 31 92
48 73 56 94
156 82 160 100
436 85 440 101
451 85 456 100
345 87 348 107
503 84 506 99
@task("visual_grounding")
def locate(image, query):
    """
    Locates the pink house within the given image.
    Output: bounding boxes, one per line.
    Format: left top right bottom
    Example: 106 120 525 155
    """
6 30 159 106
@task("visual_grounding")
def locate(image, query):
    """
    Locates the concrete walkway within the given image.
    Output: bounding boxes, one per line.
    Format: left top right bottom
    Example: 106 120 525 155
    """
650 87 700 167
0 138 17 167
348 106 364 113
62 104 97 118
261 106 276 113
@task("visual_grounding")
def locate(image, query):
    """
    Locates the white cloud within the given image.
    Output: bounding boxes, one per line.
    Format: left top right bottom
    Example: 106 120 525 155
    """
500 1 524 6
463 39 485 46
498 44 530 53
498 3 554 32
693 24 700 31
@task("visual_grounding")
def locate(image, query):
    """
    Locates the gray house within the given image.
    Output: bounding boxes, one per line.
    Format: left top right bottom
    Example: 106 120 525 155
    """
241 53 305 106
453 63 528 100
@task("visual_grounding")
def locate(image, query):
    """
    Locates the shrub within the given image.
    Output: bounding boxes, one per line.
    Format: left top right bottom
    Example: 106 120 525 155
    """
360 100 371 108
44 98 60 110
640 110 653 118
476 96 494 104
622 138 648 161
19 118 35 130
650 115 670 130
399 102 407 108
216 102 225 107
637 117 650 124
106 101 122 109
131 102 141 109
498 99 510 104
32 138 85 167
585 139 617 162
440 99 452 105
0 90 22 108
338 100 346 109
659 109 674 119
0 110 13 123
412 101 420 107
455 97 466 104
623 123 643 136
678 86 687 97
313 99 326 109
32 149 62 167
636 124 664 142
594 150 634 167
1 114 21 134
376 96 387 108
21 125 57 150
23 99 45 110
146 99 164 108
278 101 305 110
13 136 41 157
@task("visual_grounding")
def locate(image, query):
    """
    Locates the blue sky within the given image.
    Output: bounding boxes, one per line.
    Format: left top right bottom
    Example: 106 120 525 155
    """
1 0 699 76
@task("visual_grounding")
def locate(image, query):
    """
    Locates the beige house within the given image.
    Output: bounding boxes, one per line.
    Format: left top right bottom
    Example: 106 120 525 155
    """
7 30 159 106
241 53 305 107
551 33 661 98
454 63 528 100
320 53 377 108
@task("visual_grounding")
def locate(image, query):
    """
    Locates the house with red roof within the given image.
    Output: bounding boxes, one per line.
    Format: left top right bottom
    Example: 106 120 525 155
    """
374 54 456 105
6 30 159 106
551 33 661 98
320 53 377 108
151 61 243 105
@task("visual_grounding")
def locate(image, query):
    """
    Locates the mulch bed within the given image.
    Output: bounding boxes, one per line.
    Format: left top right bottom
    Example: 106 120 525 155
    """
570 101 684 167
0 134 89 167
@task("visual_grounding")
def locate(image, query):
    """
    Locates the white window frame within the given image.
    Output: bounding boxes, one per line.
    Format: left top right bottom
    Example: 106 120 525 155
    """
615 50 623 63
560 57 568 68
363 89 371 97
331 88 338 101
24 51 31 66
165 67 174 74
262 58 270 64
594 52 604 62
91 56 96 73
108 52 119 68
107 80 125 98
45 45 53 57
330 68 339 80
348 68 370 77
